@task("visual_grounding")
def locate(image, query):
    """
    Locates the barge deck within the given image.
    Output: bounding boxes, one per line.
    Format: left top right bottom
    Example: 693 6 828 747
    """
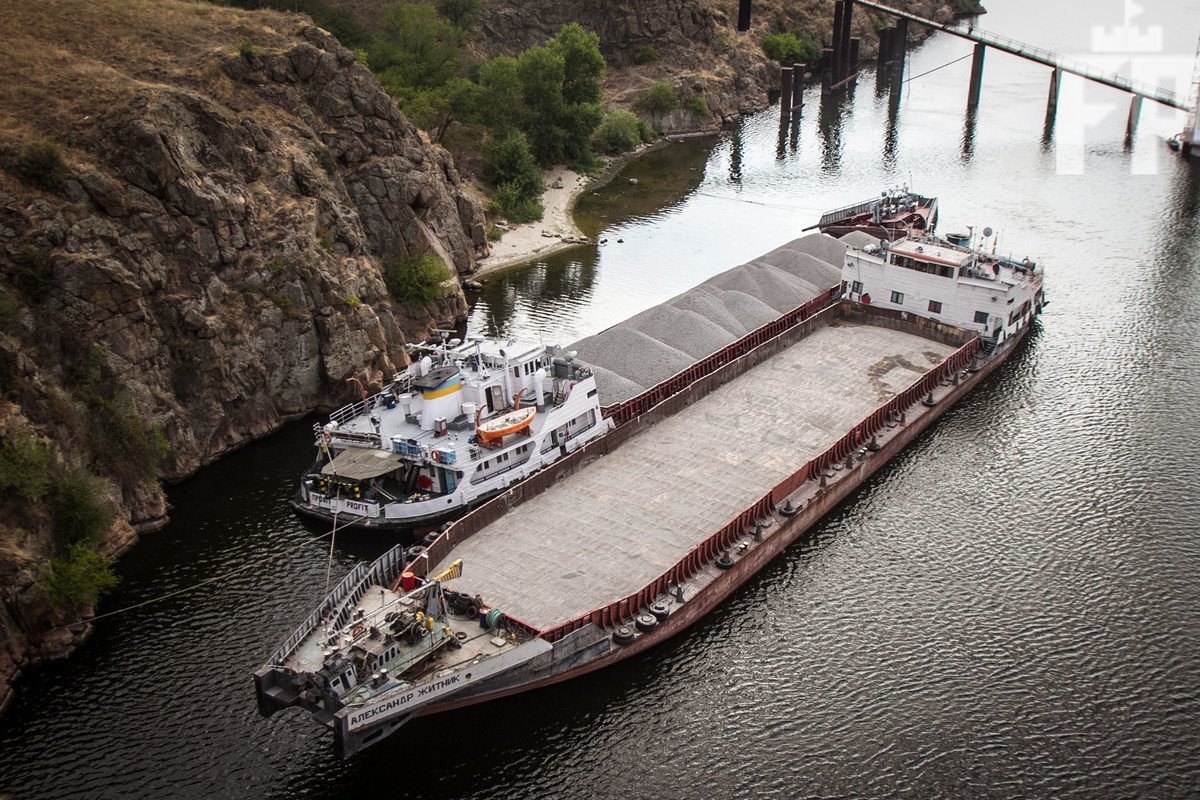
431 322 954 629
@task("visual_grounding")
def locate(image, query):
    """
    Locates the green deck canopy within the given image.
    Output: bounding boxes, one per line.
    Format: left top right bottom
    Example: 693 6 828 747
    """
320 447 405 480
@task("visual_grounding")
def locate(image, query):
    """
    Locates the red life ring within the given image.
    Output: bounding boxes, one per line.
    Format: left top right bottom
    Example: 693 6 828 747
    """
431 450 442 463
322 432 333 444
351 623 365 638
861 293 871 305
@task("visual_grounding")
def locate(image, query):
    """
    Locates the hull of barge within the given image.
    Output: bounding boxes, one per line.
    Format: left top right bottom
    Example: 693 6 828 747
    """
328 319 1033 757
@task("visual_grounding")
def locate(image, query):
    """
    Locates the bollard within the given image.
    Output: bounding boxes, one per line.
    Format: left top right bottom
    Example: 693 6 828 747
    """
922 391 938 407
867 435 881 452
819 473 827 488
844 453 854 470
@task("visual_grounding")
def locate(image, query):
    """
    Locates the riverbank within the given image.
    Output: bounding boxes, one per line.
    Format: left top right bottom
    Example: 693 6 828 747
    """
474 138 688 278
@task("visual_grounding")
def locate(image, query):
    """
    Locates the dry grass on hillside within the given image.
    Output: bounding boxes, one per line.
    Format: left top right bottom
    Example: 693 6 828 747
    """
0 0 305 151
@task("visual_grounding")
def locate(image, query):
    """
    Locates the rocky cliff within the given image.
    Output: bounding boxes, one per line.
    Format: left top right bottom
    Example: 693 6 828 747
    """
0 0 486 711
476 0 981 133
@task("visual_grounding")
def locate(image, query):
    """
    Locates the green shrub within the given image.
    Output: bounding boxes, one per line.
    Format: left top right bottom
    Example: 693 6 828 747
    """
761 32 821 65
632 43 661 65
39 542 119 610
384 254 451 304
86 396 170 484
593 109 645 155
15 139 67 187
266 256 285 276
0 289 20 332
488 183 544 223
0 433 53 502
12 245 52 302
486 224 503 241
437 0 480 29
236 38 260 60
634 81 678 117
311 144 337 174
686 94 709 118
344 294 362 308
483 131 544 195
48 469 115 551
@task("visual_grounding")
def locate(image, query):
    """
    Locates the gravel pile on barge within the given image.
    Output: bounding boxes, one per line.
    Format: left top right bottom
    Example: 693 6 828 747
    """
572 234 848 404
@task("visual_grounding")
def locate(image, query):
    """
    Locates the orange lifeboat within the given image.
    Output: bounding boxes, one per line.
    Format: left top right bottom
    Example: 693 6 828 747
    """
476 406 536 443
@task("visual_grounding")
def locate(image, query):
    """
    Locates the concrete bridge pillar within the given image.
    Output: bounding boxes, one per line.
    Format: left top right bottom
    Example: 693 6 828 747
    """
1044 67 1062 129
791 63 806 113
1126 94 1143 140
780 66 794 123
967 43 986 110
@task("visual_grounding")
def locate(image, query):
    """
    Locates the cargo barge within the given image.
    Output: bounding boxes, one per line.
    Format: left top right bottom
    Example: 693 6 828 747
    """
256 228 1044 758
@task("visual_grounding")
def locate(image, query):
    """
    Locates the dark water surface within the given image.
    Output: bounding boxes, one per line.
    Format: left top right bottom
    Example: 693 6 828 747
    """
4 1 1200 797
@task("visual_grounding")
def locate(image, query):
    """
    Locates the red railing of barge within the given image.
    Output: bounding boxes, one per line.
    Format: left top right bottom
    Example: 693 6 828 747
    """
407 296 980 638
538 331 981 642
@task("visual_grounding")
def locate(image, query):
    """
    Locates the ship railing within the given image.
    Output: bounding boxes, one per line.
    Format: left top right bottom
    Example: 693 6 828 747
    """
817 199 879 226
600 286 840 428
266 544 412 666
537 329 983 642
323 373 415 431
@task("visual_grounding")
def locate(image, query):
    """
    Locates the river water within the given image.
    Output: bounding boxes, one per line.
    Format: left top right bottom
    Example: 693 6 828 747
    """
4 1 1200 797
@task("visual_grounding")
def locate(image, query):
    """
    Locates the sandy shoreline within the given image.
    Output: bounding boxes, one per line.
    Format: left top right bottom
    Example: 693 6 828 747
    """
474 165 590 276
472 140 678 278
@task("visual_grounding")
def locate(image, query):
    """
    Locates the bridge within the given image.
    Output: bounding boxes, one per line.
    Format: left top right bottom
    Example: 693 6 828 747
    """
804 0 1200 151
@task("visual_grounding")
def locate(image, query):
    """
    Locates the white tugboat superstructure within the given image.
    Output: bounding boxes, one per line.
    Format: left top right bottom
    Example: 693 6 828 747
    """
841 228 1045 349
293 333 613 530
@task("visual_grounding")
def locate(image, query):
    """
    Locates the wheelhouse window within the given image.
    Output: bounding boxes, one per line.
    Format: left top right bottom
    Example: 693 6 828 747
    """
891 291 904 304
928 300 942 314
851 280 863 294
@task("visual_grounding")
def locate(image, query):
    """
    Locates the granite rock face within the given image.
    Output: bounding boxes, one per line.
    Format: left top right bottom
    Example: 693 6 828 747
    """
0 23 485 710
476 0 979 133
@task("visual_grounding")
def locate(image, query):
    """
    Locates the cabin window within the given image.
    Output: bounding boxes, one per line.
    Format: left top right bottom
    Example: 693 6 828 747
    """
891 291 904 305
587 388 597 398
973 311 989 324
851 280 863 294
512 367 520 378
928 300 942 314
332 677 343 690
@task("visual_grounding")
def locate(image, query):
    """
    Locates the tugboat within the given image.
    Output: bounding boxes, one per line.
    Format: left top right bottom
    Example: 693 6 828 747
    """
293 332 613 530
807 187 938 241
841 226 1046 351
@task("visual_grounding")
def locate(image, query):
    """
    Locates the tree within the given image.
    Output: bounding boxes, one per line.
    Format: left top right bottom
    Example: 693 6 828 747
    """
474 56 527 133
514 25 606 166
517 43 567 164
369 2 465 89
437 0 481 30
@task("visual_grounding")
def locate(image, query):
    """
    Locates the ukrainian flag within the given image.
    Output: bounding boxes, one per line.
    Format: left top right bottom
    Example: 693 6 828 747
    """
422 374 462 400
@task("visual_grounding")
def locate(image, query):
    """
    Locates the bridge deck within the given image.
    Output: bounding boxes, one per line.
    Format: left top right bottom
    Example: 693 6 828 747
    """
435 321 954 629
857 0 1186 110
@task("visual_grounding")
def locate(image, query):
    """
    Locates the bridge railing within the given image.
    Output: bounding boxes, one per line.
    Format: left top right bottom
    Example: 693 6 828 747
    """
949 24 1181 106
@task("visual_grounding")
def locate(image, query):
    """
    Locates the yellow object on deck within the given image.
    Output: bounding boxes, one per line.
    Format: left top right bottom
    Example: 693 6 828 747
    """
432 559 463 582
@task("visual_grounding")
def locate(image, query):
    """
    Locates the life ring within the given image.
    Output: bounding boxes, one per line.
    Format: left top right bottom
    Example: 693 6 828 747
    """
861 292 872 305
351 623 365 638
322 432 333 444
431 450 441 463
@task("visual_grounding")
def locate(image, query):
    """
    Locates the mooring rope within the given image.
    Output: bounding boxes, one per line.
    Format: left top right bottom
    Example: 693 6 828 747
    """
903 52 974 85
47 512 369 631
